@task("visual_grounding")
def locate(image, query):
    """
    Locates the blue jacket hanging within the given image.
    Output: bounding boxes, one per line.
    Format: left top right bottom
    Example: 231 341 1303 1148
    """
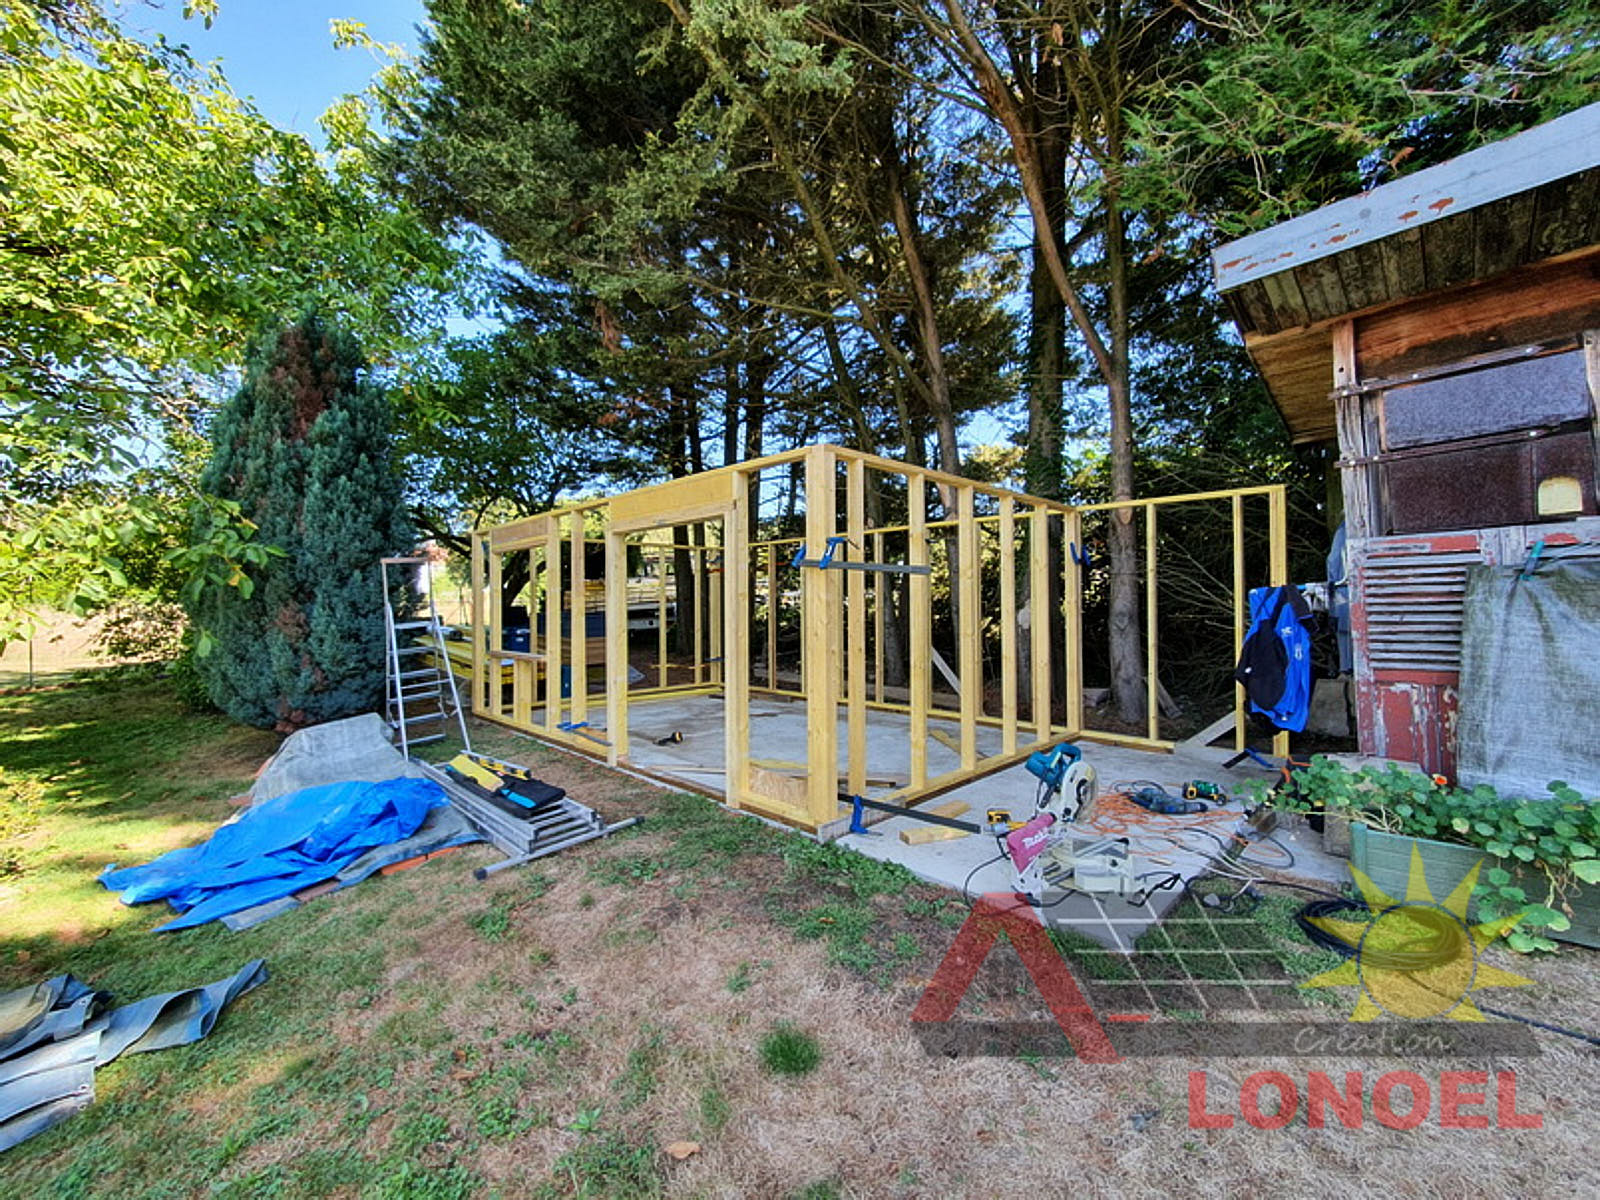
1234 585 1314 732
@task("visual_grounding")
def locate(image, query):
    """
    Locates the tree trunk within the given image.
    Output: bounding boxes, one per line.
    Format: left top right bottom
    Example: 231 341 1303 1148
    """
831 352 912 691
673 537 695 660
933 0 1145 723
885 144 960 484
1104 147 1146 724
1021 51 1068 712
722 360 740 468
743 352 768 463
669 385 699 657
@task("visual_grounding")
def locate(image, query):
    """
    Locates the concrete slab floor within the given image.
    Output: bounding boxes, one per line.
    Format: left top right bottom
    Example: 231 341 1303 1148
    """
553 693 1353 949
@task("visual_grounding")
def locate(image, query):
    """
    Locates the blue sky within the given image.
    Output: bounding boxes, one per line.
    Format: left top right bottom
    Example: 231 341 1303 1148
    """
130 0 426 142
124 0 1020 453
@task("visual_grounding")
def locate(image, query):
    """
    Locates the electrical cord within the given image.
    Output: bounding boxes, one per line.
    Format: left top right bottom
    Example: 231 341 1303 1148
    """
1254 878 1348 901
961 846 1008 906
1296 898 1464 970
1233 831 1296 870
1476 1005 1600 1048
1294 898 1600 1048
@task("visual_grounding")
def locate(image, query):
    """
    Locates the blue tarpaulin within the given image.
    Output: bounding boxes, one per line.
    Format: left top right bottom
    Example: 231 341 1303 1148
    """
100 778 449 931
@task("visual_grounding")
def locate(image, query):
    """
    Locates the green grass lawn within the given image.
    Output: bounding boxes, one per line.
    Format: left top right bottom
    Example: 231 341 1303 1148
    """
0 679 947 1198
6 677 1589 1198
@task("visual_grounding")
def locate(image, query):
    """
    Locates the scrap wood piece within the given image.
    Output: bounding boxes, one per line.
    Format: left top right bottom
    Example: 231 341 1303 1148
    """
898 800 971 845
1156 680 1183 719
747 766 810 811
929 728 961 753
1180 709 1238 748
378 846 461 876
929 646 962 696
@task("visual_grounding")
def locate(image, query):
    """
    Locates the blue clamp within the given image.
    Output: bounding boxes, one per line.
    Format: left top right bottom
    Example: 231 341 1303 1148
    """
558 721 611 747
847 795 880 837
1070 541 1093 568
1519 539 1546 580
1509 539 1546 597
791 536 849 570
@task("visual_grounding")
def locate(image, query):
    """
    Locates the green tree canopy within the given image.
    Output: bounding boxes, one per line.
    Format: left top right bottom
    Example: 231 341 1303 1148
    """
0 1 465 640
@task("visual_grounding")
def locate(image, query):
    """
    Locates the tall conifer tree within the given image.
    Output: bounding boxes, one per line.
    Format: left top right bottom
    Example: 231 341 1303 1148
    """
191 314 413 729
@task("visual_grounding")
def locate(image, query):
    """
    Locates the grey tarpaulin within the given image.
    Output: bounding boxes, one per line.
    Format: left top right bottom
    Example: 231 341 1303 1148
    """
90 960 267 1063
250 713 409 801
0 1035 98 1150
0 960 266 1152
1457 560 1600 800
0 976 104 1061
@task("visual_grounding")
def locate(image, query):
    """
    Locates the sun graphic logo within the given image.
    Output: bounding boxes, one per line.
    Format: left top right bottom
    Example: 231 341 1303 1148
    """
1304 847 1533 1021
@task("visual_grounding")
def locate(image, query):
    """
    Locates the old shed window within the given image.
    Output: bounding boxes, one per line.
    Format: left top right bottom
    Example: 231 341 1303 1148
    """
1375 347 1597 535
1381 350 1591 448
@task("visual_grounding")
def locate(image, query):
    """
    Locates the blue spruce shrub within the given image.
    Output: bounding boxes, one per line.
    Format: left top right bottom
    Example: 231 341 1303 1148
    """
190 314 414 729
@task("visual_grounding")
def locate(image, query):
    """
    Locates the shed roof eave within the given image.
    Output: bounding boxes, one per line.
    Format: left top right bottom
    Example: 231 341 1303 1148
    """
1211 102 1600 294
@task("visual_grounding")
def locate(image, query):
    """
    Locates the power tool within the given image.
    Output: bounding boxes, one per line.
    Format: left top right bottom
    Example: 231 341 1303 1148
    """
1131 786 1209 815
1024 743 1098 822
1005 743 1137 901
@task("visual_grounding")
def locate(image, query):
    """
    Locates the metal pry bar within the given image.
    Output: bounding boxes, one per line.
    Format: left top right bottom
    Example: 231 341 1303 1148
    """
791 536 931 575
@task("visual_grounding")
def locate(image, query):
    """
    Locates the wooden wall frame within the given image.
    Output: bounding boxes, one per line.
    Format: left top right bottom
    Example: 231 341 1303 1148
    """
469 444 1289 833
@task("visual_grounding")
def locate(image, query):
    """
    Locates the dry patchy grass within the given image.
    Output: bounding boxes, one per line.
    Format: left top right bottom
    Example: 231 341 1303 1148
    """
1 683 1597 1198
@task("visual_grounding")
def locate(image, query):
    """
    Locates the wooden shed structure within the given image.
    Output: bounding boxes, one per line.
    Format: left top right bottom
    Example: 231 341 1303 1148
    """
1213 102 1600 777
468 445 1288 834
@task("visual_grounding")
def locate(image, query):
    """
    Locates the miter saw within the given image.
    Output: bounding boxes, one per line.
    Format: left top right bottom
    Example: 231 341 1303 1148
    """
1003 742 1139 902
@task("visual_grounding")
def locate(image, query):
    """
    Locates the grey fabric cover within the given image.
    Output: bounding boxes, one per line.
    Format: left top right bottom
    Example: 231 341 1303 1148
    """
0 977 103 1061
250 713 410 802
0 960 266 1152
0 1034 99 1145
1457 561 1600 800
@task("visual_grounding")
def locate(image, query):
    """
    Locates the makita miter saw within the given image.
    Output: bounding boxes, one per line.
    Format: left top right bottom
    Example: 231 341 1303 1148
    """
1003 742 1137 903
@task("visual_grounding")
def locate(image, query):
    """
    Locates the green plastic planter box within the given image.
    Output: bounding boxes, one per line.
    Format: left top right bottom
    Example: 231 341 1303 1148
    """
1349 824 1600 949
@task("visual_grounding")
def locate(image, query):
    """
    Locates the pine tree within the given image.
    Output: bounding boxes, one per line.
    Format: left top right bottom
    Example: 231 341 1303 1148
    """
191 314 414 729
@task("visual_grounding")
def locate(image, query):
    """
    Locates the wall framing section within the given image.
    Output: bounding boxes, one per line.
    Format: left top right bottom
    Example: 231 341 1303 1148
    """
469 444 1288 833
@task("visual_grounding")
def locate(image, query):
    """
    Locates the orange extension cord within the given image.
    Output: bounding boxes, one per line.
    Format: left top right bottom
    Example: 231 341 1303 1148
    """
1074 790 1273 870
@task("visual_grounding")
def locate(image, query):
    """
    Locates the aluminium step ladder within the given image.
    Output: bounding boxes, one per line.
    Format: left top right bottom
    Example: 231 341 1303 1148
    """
381 556 471 757
413 756 641 880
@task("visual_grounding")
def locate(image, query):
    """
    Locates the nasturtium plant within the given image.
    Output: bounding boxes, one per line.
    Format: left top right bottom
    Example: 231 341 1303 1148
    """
1259 761 1598 953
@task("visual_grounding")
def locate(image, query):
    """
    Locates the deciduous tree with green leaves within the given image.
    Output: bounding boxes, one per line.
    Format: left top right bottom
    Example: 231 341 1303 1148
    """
0 1 464 643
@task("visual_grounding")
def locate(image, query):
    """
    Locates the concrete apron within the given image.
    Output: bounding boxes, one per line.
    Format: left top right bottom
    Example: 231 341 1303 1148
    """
550 693 1348 950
